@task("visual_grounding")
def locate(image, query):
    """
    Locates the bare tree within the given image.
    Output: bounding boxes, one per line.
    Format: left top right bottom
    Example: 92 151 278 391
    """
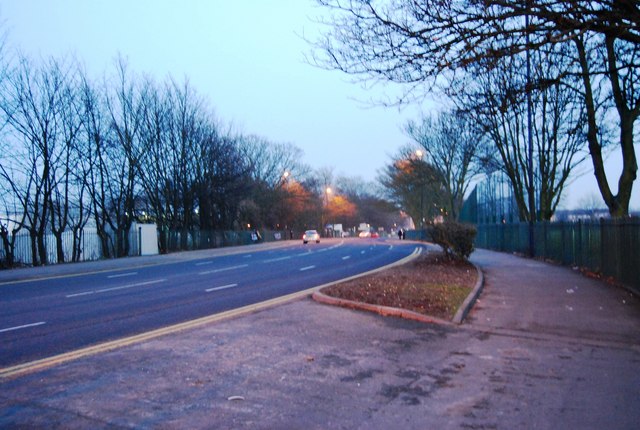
78 68 114 258
162 77 203 248
48 65 85 263
312 0 639 216
197 128 250 232
405 109 482 220
461 48 588 221
0 32 24 266
137 77 172 251
240 135 303 188
102 57 144 257
238 135 306 229
0 56 75 265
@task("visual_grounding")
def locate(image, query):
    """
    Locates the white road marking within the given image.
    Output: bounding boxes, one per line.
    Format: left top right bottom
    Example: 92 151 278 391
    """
300 265 316 271
199 264 248 275
342 256 351 260
195 261 214 266
1 243 421 379
107 272 137 279
361 251 366 254
243 255 253 258
206 284 238 292
0 321 46 334
263 256 292 263
66 279 166 298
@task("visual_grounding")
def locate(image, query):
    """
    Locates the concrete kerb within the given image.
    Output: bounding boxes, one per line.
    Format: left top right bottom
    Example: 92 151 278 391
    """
312 290 454 325
452 262 485 324
312 256 485 326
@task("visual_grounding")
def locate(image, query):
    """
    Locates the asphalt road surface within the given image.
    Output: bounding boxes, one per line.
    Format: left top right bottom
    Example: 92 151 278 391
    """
0 238 423 368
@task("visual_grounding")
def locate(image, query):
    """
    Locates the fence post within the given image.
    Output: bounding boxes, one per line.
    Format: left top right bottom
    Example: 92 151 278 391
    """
543 221 547 259
577 220 582 267
600 217 605 276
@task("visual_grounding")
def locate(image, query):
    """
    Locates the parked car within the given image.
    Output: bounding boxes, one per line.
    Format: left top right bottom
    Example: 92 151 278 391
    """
371 232 380 238
303 230 320 244
358 231 371 238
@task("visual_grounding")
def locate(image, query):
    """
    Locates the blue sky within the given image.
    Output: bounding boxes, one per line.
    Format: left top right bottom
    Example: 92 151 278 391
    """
0 0 637 210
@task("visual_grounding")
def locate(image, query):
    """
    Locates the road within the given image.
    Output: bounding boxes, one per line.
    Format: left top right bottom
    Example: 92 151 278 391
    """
0 238 423 368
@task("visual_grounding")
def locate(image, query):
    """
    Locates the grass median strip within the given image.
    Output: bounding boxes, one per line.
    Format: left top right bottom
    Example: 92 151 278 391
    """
320 251 477 321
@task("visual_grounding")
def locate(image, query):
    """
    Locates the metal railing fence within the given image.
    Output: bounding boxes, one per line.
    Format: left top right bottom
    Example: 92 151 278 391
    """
475 218 640 294
1 227 295 268
158 229 294 253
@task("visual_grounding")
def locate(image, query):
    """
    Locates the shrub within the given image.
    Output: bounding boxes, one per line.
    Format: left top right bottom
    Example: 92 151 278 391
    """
428 221 477 261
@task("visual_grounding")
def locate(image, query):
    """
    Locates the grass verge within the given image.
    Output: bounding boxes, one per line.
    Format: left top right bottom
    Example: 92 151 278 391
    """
321 251 478 321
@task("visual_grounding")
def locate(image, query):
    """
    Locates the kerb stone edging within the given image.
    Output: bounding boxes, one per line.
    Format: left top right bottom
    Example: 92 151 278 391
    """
452 262 484 324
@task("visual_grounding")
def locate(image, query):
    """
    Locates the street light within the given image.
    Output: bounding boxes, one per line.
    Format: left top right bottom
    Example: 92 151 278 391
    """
414 150 425 228
322 187 332 237
281 171 291 237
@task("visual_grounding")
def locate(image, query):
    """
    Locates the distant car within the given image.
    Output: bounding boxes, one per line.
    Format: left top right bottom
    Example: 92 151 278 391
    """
303 230 320 244
358 231 371 238
371 232 380 238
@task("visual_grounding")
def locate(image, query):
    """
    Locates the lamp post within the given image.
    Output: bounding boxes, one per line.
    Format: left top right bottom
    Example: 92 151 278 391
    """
281 171 290 236
415 150 425 228
322 187 332 237
526 1 535 257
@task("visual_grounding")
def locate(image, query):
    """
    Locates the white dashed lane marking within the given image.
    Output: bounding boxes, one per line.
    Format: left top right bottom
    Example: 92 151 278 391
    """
66 279 166 298
0 322 46 334
199 264 248 276
206 284 238 293
107 272 137 279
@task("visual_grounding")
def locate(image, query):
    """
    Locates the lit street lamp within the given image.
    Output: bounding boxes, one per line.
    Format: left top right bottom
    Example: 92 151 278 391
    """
414 149 425 228
322 187 332 236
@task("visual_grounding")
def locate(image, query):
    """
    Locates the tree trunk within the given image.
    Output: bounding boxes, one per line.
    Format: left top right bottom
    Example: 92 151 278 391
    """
54 231 65 263
575 37 637 217
0 228 15 267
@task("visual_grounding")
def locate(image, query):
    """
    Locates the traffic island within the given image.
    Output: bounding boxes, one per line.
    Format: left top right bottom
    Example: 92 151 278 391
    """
313 251 483 324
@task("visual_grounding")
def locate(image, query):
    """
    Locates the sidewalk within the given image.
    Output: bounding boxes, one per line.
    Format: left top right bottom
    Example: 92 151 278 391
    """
1 248 639 429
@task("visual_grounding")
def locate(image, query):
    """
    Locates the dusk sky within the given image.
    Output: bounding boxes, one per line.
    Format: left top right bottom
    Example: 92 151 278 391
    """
0 0 637 210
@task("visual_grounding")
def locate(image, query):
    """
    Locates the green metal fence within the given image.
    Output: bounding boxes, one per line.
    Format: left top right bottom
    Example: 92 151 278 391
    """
1 228 295 268
475 219 640 294
158 229 294 253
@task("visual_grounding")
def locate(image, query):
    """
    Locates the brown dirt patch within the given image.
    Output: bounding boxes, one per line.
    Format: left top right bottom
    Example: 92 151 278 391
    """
321 251 478 320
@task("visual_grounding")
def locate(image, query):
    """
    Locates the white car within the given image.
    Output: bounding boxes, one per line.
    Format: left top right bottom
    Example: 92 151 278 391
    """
303 230 320 244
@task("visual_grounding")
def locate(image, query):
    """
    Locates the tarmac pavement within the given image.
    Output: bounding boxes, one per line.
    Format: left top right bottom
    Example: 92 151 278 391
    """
1 247 639 429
